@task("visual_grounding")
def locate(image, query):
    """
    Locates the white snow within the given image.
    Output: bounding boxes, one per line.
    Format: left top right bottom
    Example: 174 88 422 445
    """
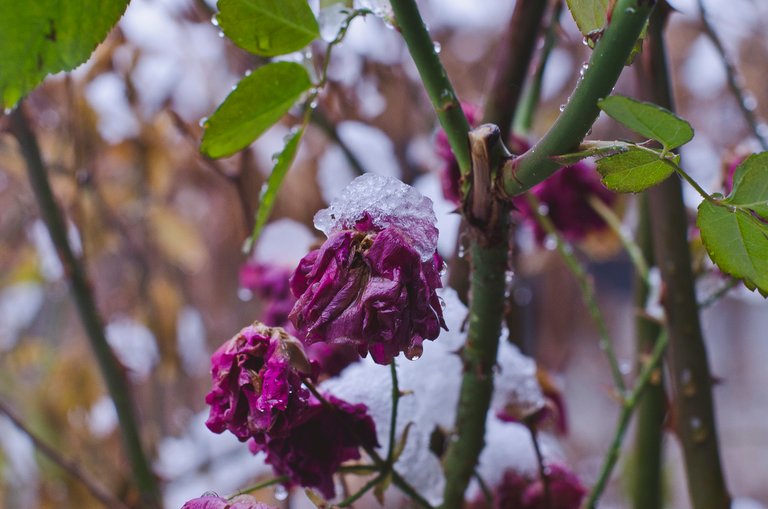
105 316 160 381
314 174 439 261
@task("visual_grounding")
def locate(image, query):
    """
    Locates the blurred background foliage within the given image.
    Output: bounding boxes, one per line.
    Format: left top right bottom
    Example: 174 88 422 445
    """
0 0 767 507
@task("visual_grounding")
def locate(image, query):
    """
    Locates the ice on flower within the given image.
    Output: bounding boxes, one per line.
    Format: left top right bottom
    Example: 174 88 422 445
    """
313 173 439 262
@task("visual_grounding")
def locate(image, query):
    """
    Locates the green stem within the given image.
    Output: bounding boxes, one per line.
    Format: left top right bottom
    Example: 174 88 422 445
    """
389 0 471 190
441 126 509 509
514 0 563 135
388 360 400 465
630 194 665 509
482 0 549 141
641 6 731 508
228 477 289 498
474 469 494 509
337 473 385 507
588 195 649 285
0 398 131 509
502 0 655 196
525 193 626 393
528 424 551 509
8 104 162 509
582 330 669 509
696 0 768 151
699 278 739 309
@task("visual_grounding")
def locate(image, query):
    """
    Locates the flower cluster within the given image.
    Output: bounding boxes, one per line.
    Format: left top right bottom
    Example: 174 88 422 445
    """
469 464 585 509
204 322 377 498
289 174 447 365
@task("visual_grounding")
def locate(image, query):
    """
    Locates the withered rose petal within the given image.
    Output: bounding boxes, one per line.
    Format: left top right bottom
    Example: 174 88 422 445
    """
289 228 446 365
204 324 309 441
250 395 379 499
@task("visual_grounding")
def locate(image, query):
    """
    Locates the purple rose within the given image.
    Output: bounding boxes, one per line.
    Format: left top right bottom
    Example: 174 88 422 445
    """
181 494 275 509
514 160 615 245
521 464 586 509
250 395 379 499
289 224 446 365
435 102 480 205
204 323 311 441
468 464 585 509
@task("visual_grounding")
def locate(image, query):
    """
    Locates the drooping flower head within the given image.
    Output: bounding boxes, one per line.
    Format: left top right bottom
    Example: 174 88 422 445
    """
289 174 447 365
468 464 585 509
180 494 275 509
250 394 379 499
435 102 481 204
204 323 311 441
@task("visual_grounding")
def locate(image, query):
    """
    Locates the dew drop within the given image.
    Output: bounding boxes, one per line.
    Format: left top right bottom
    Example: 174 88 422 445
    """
579 63 589 76
274 484 289 501
238 288 253 302
537 203 549 216
309 97 319 109
201 491 219 498
619 361 632 375
559 104 566 112
743 94 758 112
625 6 636 14
433 41 442 54
198 116 208 128
217 30 225 38
210 14 219 27
244 69 252 77
543 235 557 251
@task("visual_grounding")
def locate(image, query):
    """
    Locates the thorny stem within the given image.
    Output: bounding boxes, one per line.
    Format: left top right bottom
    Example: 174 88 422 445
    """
0 399 131 509
8 103 162 509
502 0 655 196
440 126 509 509
228 477 290 499
642 6 731 508
697 0 768 151
525 193 626 393
582 330 669 509
389 0 472 193
316 9 374 90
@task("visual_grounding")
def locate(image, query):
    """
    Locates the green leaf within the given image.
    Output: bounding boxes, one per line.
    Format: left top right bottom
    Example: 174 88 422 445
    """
724 152 768 218
566 0 609 37
201 62 311 158
246 127 304 252
698 201 768 297
216 0 319 57
598 95 694 150
0 0 129 108
596 147 674 192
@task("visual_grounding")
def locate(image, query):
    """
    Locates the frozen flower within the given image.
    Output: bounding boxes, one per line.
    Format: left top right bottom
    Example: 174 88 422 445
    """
290 174 446 365
180 493 275 509
435 102 480 205
249 394 379 499
468 464 585 509
240 262 298 331
290 222 446 365
205 323 311 441
514 160 615 245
